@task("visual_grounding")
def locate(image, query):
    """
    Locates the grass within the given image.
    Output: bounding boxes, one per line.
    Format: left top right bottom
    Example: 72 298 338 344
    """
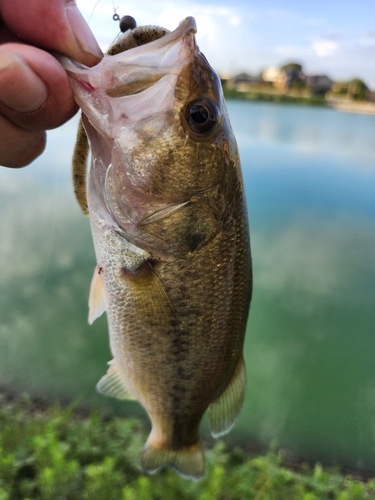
0 392 375 499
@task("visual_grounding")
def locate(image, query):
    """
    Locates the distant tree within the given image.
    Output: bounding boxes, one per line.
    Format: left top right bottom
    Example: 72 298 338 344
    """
235 72 252 79
348 78 368 101
234 72 253 82
331 82 349 96
279 63 305 90
280 62 303 73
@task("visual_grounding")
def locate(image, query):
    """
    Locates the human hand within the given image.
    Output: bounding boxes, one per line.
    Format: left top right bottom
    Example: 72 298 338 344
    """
0 0 102 167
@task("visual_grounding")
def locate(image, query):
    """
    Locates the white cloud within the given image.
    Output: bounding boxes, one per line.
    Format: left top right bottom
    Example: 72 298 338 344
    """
157 7 217 44
156 4 244 47
312 39 339 57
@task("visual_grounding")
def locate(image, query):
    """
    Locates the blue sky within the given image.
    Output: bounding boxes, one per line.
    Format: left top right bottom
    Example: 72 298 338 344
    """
77 0 375 88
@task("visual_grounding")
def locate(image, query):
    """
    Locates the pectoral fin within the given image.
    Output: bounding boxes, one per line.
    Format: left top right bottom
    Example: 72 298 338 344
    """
88 265 107 325
96 359 136 401
208 356 246 438
122 260 175 328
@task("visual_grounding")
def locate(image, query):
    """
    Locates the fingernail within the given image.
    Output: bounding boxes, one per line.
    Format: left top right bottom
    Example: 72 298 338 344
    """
65 2 103 63
0 53 48 112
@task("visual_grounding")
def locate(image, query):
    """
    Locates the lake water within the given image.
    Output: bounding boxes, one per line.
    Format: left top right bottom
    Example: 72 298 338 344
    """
1 101 375 470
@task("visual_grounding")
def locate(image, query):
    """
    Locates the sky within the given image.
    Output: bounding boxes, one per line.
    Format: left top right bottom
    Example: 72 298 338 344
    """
77 0 375 89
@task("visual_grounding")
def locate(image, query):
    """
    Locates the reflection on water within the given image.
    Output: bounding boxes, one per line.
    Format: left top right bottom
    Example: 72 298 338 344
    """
232 101 375 163
241 213 375 466
0 102 375 468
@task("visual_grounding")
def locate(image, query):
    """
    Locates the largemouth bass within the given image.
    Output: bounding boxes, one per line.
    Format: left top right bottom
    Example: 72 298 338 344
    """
62 16 252 480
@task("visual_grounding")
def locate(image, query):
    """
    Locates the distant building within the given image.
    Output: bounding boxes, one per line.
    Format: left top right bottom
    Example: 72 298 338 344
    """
262 67 286 89
306 75 333 96
262 66 305 92
227 73 263 92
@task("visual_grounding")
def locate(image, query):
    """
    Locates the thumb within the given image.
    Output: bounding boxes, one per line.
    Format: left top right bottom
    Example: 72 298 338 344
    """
1 0 102 66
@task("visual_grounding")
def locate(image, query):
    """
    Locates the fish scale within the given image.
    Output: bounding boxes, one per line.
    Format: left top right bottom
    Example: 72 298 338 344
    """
61 16 252 480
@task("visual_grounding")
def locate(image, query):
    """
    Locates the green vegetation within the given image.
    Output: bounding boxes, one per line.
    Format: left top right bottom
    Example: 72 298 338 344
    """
280 62 303 73
329 79 369 100
223 87 327 106
1 393 375 499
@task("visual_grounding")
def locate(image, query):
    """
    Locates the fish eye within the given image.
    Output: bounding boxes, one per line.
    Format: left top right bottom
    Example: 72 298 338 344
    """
185 98 219 135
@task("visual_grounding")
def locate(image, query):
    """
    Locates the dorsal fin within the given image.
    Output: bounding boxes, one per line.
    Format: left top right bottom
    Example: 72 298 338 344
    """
72 117 89 215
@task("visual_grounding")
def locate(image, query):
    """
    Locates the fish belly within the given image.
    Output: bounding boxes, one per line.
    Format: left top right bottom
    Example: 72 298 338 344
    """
89 186 251 480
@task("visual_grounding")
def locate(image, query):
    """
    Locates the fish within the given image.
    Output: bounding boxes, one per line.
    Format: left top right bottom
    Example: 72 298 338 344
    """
61 16 252 480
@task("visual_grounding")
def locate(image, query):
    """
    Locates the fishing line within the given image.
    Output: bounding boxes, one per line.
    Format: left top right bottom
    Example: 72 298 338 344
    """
112 0 120 21
86 0 137 48
108 30 122 49
88 0 102 23
88 0 120 24
108 11 138 47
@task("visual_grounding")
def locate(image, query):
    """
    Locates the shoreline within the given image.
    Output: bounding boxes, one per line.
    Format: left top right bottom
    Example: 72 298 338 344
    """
223 88 375 115
327 99 375 115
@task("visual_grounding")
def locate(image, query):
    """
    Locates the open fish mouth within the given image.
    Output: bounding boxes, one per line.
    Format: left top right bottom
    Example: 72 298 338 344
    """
60 17 198 120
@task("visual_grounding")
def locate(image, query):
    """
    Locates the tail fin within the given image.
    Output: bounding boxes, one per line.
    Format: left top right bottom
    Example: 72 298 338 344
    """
141 438 204 481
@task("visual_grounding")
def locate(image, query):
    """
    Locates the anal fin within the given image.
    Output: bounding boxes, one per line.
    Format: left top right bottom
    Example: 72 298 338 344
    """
208 356 246 438
96 359 136 401
88 264 107 325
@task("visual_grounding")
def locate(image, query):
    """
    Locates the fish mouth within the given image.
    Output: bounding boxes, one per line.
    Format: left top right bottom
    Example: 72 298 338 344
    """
101 16 197 97
60 17 198 101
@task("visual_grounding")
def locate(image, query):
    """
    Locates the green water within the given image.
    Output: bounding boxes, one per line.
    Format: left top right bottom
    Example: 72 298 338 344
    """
0 102 374 469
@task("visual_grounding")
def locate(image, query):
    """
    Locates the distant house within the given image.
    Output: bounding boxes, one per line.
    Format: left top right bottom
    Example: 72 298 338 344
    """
262 66 305 91
306 75 333 96
228 73 263 92
262 67 286 89
283 68 306 89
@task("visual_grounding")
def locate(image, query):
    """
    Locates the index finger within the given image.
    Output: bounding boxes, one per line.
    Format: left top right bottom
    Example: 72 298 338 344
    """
0 0 103 66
